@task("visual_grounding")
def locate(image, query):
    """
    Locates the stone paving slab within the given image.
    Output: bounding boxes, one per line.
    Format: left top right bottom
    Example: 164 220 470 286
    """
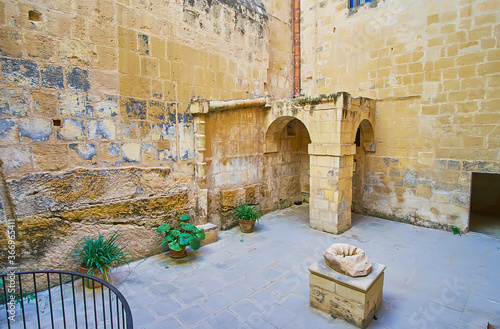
115 205 500 329
2 205 499 328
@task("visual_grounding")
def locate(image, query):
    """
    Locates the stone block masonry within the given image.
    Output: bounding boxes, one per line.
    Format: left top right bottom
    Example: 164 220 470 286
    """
309 261 385 329
190 93 375 234
302 0 500 231
0 0 293 273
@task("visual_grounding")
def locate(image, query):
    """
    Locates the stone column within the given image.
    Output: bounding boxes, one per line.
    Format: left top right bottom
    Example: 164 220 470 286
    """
309 143 355 234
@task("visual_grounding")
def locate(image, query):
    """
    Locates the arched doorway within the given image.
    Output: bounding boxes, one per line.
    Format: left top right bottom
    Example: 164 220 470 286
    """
352 119 375 213
263 117 311 212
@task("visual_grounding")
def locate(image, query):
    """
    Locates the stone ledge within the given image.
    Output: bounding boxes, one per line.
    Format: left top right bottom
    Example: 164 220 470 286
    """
198 223 219 246
308 143 356 156
309 260 386 293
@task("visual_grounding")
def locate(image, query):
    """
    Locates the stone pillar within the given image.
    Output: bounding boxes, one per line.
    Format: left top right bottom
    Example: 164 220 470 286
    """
193 114 208 224
190 100 210 224
309 143 355 234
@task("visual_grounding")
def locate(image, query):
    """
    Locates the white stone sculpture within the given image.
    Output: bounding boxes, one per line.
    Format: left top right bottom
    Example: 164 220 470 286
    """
323 243 372 277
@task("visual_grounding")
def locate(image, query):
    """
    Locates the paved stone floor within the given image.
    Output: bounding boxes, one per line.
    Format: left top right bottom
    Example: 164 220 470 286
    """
2 205 499 328
110 205 500 329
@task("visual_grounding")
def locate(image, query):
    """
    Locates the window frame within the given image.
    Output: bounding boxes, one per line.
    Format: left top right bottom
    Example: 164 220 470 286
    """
349 0 372 9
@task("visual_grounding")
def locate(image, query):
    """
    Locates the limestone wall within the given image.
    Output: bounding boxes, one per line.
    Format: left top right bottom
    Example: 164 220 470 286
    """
0 0 292 272
302 0 500 230
204 107 265 229
263 0 294 98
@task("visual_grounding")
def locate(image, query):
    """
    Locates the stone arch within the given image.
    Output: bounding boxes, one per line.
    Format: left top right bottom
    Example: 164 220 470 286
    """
263 116 312 211
264 116 312 153
351 118 375 145
260 94 376 234
352 118 376 214
350 118 375 154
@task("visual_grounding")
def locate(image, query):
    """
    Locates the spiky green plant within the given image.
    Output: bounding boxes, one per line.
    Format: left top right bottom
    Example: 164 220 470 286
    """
73 232 130 281
234 202 261 222
157 213 206 251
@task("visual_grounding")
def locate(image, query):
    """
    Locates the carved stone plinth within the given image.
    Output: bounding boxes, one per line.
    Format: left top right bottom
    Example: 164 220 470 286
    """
309 261 385 328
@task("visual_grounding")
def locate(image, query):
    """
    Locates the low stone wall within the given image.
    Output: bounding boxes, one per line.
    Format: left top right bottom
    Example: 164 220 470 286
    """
0 167 197 273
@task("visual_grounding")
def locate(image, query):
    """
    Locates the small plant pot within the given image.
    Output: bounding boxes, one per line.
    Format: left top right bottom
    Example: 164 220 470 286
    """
169 246 187 258
80 266 109 288
239 219 256 233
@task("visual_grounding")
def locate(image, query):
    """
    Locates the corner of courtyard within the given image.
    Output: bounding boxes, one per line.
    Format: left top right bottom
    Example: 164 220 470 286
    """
111 205 500 329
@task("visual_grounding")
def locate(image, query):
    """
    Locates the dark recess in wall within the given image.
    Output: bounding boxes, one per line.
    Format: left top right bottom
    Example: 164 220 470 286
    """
469 172 500 236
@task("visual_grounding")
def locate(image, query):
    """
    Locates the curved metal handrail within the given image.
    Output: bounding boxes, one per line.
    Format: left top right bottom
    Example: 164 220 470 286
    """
1 269 133 329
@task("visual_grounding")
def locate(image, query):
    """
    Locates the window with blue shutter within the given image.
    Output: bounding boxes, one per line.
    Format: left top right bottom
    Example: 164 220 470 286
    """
349 0 372 8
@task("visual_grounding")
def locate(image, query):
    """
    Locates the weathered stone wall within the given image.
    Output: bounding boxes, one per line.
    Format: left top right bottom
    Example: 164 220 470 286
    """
263 0 294 98
302 0 500 230
205 107 265 229
0 0 292 272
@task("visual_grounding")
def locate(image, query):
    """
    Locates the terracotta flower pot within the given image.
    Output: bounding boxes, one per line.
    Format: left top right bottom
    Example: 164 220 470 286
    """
80 266 109 288
239 219 256 233
169 246 187 258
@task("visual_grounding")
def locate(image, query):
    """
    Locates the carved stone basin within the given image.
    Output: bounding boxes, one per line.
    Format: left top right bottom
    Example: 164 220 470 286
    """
323 243 372 277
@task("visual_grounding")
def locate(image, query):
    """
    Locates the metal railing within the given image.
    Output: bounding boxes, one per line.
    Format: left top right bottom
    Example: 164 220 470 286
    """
0 270 133 329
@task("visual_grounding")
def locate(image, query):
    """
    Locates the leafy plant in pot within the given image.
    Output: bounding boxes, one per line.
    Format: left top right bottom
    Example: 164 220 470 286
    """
234 202 261 233
157 213 206 258
73 232 130 288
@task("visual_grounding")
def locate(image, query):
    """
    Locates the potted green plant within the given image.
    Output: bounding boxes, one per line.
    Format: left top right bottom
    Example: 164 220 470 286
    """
157 213 206 258
73 232 130 287
234 202 261 233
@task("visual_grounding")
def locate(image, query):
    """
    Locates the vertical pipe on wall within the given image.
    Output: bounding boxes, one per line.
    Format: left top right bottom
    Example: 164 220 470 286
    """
293 0 301 97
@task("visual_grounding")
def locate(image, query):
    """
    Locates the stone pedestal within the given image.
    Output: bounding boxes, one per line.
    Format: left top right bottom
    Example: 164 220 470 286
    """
309 261 385 328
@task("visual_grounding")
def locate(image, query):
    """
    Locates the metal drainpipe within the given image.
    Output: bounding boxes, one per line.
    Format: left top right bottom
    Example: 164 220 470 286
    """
293 0 301 97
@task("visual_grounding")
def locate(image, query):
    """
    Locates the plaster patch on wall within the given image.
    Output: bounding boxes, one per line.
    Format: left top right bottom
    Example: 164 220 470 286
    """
422 83 439 101
88 118 116 140
66 67 90 91
121 97 147 120
69 143 97 160
108 142 121 157
0 58 40 87
0 146 31 172
41 65 64 89
59 91 86 117
95 96 119 117
57 119 85 141
0 118 17 142
0 89 30 116
122 142 141 163
158 140 177 161
19 118 53 141
141 143 157 163
150 124 164 140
